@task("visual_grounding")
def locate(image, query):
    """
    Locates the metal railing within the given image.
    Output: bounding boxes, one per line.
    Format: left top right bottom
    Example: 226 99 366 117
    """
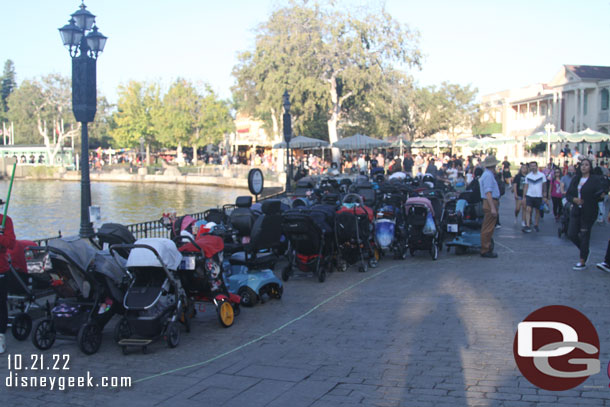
30 191 287 245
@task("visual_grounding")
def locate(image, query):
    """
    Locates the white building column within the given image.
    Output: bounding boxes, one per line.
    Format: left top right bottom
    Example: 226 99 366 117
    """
579 88 585 129
557 92 563 130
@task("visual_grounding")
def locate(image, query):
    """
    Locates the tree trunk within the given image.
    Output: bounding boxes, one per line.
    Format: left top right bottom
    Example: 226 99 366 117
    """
327 75 341 164
146 143 151 165
270 107 279 140
176 142 183 165
192 143 198 166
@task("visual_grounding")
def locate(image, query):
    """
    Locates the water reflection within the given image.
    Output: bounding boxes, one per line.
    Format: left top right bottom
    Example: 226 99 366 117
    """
0 180 243 240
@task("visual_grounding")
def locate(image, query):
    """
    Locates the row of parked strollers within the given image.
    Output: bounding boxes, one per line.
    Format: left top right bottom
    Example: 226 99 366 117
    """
5 173 487 355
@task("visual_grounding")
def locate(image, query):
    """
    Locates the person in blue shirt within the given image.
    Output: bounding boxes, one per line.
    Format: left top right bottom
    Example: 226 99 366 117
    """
479 156 501 258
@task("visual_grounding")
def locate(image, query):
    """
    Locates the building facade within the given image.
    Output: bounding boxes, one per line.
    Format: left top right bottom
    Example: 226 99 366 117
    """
480 65 610 150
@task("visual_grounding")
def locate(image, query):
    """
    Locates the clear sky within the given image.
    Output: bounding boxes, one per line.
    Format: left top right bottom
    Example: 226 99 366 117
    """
1 0 609 104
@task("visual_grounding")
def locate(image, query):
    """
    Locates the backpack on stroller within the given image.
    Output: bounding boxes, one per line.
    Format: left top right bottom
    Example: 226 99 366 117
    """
28 237 129 354
335 194 379 273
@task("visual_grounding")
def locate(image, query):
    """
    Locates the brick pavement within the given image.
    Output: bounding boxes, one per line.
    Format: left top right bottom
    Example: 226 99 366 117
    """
0 195 609 406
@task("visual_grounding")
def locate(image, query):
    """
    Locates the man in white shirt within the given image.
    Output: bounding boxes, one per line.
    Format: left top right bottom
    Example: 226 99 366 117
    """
522 161 549 233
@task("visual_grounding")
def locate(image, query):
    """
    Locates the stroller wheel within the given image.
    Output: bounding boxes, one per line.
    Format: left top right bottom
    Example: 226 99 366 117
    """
358 264 368 273
12 312 32 341
430 244 439 261
32 318 55 350
317 267 327 283
281 266 291 282
217 300 235 328
77 322 103 355
269 284 283 299
337 260 348 272
238 287 259 307
164 321 180 348
113 317 131 343
368 257 378 268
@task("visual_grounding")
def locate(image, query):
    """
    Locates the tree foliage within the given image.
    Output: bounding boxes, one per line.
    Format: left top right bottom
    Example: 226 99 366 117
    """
232 0 422 152
0 59 17 120
110 81 161 149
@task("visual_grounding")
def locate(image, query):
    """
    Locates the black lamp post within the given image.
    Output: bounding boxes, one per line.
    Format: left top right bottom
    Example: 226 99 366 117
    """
283 90 292 192
58 2 107 238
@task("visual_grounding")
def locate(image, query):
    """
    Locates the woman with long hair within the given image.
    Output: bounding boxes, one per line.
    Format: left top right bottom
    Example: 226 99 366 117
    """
566 159 605 270
550 168 564 221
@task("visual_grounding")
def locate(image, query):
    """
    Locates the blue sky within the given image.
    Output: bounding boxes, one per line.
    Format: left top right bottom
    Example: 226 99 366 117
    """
1 0 609 104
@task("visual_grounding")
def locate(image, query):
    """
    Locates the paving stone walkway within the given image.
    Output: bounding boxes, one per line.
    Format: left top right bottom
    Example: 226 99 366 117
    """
1 195 609 406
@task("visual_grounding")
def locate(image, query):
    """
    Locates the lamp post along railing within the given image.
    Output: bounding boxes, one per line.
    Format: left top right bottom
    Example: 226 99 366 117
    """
59 3 107 238
283 90 292 192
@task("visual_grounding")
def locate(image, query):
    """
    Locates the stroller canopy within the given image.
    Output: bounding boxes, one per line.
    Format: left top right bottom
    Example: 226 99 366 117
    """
126 238 182 270
405 197 435 217
49 237 98 271
94 251 127 285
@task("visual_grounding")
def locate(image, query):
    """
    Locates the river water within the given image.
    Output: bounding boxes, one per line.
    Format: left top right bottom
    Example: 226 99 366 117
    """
0 180 244 240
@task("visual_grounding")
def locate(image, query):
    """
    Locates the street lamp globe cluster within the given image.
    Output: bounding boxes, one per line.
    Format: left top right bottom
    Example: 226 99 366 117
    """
58 2 107 238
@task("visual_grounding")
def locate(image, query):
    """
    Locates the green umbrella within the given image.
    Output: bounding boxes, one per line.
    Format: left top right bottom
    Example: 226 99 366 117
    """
565 128 610 143
273 135 330 149
332 133 390 150
390 138 411 148
528 131 568 143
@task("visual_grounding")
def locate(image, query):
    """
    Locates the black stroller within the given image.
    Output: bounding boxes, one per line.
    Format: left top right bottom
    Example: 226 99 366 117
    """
110 238 190 353
335 194 378 273
5 240 52 340
27 237 129 354
281 204 336 282
557 200 571 238
405 196 441 260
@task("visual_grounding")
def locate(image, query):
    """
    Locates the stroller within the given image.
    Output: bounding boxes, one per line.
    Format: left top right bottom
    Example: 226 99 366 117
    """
445 192 489 254
5 240 52 340
281 204 336 282
405 196 441 260
374 184 408 259
176 234 241 322
557 199 571 238
335 194 379 273
95 223 136 258
27 237 129 354
110 238 189 353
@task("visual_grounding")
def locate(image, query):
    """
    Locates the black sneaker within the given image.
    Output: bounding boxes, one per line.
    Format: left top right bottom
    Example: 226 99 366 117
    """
522 226 532 233
573 262 586 271
534 225 539 232
597 262 610 273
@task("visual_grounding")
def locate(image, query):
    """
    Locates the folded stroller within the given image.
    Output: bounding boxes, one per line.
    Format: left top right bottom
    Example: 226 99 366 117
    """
405 197 441 260
557 200 571 238
335 194 379 272
281 204 336 282
5 240 52 340
110 238 189 353
28 237 129 354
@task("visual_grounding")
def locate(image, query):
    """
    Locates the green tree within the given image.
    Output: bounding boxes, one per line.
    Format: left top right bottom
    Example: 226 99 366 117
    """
0 59 17 120
438 82 478 148
232 1 422 160
111 80 161 164
7 74 79 163
196 86 233 164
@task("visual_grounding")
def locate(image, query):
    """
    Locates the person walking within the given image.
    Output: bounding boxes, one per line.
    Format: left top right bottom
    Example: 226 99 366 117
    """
566 159 605 270
0 202 16 354
550 168 564 221
479 156 501 258
512 164 528 226
522 161 548 233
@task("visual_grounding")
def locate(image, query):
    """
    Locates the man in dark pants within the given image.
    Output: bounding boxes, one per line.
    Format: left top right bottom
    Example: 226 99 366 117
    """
479 156 501 258
0 201 16 354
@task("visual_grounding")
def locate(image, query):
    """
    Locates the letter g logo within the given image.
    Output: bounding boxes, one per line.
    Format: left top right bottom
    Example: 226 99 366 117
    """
513 306 600 391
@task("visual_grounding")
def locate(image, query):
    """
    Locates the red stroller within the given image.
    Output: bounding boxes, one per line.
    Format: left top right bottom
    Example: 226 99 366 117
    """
6 240 52 340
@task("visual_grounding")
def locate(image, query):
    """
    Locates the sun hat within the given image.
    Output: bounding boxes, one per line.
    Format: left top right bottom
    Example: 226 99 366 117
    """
483 155 500 168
